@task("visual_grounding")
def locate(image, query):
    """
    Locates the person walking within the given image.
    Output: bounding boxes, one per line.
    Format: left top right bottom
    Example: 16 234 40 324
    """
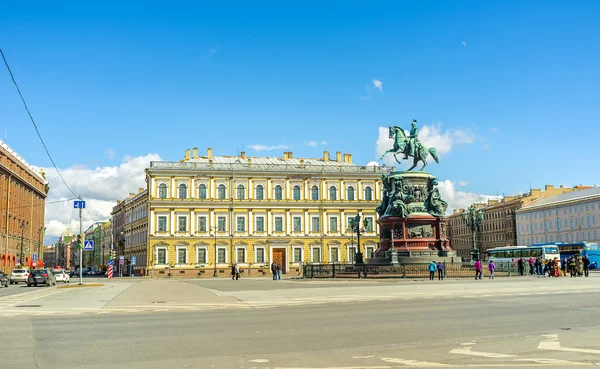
488 260 496 280
437 261 444 280
518 257 525 276
561 257 568 277
234 263 240 280
569 256 577 278
231 264 237 280
583 255 591 277
528 257 535 275
474 259 483 280
428 261 437 281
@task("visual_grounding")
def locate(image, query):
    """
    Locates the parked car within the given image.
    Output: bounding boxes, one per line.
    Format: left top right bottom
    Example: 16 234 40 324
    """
0 271 8 288
53 269 70 283
27 269 56 287
10 269 29 285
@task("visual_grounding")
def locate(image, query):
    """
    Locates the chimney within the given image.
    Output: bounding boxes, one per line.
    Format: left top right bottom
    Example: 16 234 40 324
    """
545 184 554 190
283 152 288 160
240 151 246 159
323 151 329 161
116 200 121 205
343 154 352 164
336 151 342 162
185 149 190 160
207 148 213 159
138 188 144 193
288 151 293 159
192 147 198 158
129 193 135 198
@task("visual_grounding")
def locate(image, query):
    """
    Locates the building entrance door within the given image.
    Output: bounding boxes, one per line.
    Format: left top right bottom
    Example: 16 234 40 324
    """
272 248 287 273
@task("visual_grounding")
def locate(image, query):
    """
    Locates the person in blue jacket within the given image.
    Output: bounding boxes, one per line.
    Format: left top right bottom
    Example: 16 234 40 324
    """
428 261 437 280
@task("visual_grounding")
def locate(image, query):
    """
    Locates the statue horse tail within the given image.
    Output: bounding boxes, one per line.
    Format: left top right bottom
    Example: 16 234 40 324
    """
429 147 439 164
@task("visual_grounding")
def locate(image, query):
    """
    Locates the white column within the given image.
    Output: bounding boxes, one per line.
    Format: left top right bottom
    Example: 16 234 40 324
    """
286 210 291 234
248 179 253 199
341 210 345 233
248 209 253 235
170 209 175 234
285 179 290 199
190 210 195 234
340 180 344 200
267 210 271 235
171 178 176 198
190 178 195 199
210 209 215 230
150 210 155 234
305 211 309 236
323 211 328 234
357 181 362 201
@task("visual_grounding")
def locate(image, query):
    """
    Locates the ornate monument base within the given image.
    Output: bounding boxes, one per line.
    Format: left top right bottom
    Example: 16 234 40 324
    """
368 171 461 265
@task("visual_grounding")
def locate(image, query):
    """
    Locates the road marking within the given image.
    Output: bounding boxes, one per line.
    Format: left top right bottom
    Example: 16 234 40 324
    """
461 342 476 346
517 358 593 365
351 356 375 359
250 359 270 363
450 346 515 358
538 334 600 354
381 358 455 367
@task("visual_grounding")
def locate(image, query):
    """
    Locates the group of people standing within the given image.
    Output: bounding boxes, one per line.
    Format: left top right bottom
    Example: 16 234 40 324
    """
271 262 282 280
428 261 445 280
473 259 496 280
516 255 591 278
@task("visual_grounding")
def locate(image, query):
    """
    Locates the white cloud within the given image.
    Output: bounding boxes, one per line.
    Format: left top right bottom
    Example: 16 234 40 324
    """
459 181 468 187
375 123 475 166
104 148 116 160
247 144 289 152
438 180 501 215
34 153 161 238
320 141 327 145
305 141 317 147
372 79 383 91
461 41 467 47
366 161 379 167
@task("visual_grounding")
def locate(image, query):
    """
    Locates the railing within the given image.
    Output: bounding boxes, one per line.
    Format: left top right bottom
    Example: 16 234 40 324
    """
303 262 525 279
149 161 393 175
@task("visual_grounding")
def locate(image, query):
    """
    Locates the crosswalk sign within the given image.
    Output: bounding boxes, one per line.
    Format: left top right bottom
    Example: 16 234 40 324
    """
83 240 94 251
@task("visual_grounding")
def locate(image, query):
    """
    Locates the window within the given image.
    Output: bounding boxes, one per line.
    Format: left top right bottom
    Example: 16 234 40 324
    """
217 248 226 264
198 184 207 199
364 186 373 201
256 216 265 232
217 216 226 232
595 231 598 240
157 216 167 232
236 184 245 200
178 183 187 199
274 185 283 200
236 248 246 263
236 217 245 232
157 248 167 264
158 183 168 198
364 217 374 232
576 218 579 227
293 185 301 200
178 216 187 232
293 217 302 232
274 217 283 232
196 248 207 264
217 184 226 199
255 248 265 263
293 248 302 262
587 205 590 211
330 247 339 263
329 217 338 232
311 217 320 232
311 186 319 200
588 215 591 227
594 216 597 225
347 186 355 201
311 247 321 263
255 185 264 200
348 247 356 263
329 186 337 200
177 247 187 264
197 216 207 232
366 246 375 258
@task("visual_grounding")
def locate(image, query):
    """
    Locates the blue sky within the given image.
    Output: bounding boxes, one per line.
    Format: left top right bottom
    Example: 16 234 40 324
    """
1 1 600 236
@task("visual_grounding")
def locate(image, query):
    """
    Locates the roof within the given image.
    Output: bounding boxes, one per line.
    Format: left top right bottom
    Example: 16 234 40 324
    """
189 155 357 167
520 186 600 211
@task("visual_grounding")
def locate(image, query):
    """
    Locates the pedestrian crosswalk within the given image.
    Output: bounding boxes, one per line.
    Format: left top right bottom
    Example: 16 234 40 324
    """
0 288 64 309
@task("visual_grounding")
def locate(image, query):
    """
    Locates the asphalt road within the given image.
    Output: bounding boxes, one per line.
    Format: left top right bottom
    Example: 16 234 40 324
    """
3 285 600 369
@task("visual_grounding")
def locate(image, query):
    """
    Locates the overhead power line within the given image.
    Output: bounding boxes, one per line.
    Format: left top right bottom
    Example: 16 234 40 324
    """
0 48 78 198
0 197 78 212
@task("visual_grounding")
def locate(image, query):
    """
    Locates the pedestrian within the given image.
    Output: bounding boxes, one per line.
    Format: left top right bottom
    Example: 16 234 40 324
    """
231 264 237 280
437 261 444 280
488 260 496 279
561 257 567 277
528 257 535 275
518 257 525 276
583 255 591 277
569 256 576 278
277 263 282 280
235 263 240 280
474 259 482 280
428 261 437 281
576 256 583 277
271 262 277 280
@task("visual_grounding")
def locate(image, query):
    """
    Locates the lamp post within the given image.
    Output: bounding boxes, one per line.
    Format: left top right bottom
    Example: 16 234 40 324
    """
37 227 44 269
349 214 369 265
211 226 218 277
462 205 484 261
19 220 26 267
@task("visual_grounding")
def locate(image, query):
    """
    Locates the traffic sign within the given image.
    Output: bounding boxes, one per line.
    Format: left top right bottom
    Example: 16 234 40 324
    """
32 254 37 262
119 256 124 265
108 259 114 266
73 200 86 209
131 256 137 265
83 240 94 251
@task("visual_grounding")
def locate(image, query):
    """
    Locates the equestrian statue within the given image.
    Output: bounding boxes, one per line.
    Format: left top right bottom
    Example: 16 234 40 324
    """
379 119 439 171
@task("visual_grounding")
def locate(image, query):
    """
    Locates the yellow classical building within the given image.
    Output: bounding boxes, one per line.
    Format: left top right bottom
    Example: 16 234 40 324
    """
145 148 388 277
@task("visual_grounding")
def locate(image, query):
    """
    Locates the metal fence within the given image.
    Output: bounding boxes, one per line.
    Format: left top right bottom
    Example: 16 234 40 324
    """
303 261 526 279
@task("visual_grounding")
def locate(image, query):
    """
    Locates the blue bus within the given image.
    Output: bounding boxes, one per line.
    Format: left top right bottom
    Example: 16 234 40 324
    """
533 242 600 269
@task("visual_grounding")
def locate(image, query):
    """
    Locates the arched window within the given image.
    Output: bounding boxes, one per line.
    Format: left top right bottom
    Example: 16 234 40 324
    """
347 186 355 201
364 186 373 201
158 183 168 199
198 184 207 199
255 185 264 200
274 185 283 200
293 185 301 200
178 183 187 199
311 186 319 200
236 184 245 200
329 186 337 200
217 184 226 199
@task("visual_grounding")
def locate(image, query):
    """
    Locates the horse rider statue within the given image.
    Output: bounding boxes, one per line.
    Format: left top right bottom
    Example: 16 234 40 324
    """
405 119 420 159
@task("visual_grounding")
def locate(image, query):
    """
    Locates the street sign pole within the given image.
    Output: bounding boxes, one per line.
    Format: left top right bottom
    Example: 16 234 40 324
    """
79 199 83 285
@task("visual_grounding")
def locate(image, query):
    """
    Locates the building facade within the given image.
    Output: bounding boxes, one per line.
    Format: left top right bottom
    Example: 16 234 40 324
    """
145 148 388 277
448 185 587 261
83 221 110 270
117 188 148 275
0 140 48 272
516 187 600 245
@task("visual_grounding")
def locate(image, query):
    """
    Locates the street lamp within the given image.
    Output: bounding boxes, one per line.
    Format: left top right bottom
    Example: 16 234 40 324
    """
37 227 44 269
349 214 369 265
211 226 218 277
462 205 484 261
19 220 26 267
